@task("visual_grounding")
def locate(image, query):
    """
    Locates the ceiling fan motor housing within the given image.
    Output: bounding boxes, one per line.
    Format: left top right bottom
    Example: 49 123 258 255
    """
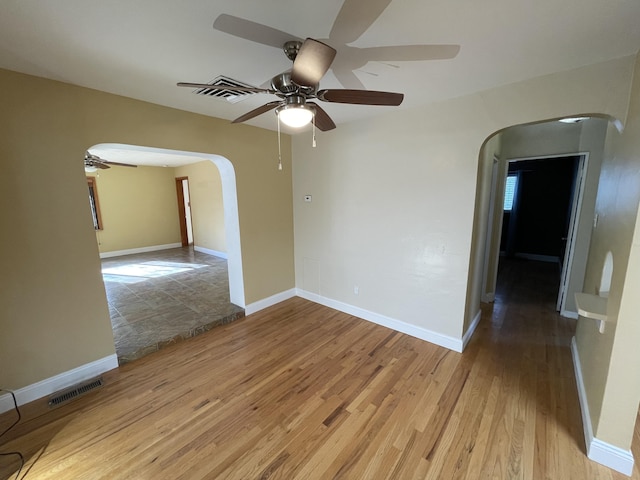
271 71 318 97
283 40 302 61
271 71 297 94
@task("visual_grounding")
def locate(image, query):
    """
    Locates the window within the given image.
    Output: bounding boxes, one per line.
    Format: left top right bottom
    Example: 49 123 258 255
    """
503 174 517 211
87 176 103 230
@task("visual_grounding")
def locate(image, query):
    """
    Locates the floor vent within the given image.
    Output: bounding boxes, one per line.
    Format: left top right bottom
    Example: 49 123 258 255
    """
48 377 104 407
191 76 258 103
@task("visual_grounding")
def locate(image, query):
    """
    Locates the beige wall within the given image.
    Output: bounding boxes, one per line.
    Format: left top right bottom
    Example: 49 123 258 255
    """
174 160 226 253
500 120 582 159
0 68 294 390
464 133 501 331
293 55 635 341
576 52 640 450
88 165 181 253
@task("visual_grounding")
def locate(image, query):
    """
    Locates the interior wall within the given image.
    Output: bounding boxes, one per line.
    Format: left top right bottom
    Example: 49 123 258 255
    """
500 121 582 158
576 52 640 450
88 165 181 253
464 133 501 329
480 138 509 306
293 55 635 342
174 160 226 254
0 68 294 390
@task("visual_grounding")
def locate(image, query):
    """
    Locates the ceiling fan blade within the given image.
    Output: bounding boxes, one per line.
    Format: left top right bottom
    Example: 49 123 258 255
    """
308 102 336 131
329 0 392 44
213 14 302 49
92 162 110 170
177 82 275 94
362 44 461 61
332 65 366 89
102 161 137 168
317 89 404 106
291 39 336 87
232 101 282 124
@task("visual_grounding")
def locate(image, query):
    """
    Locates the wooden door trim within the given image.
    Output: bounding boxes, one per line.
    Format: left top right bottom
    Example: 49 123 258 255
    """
176 177 189 247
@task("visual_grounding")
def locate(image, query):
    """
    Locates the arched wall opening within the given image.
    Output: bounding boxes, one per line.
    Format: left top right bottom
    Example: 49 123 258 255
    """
88 143 245 307
464 114 616 333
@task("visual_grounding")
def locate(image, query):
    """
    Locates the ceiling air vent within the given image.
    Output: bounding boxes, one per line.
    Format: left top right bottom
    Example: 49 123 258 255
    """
192 76 258 104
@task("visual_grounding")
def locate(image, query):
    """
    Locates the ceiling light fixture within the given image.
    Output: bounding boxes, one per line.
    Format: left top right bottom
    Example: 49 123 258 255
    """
85 165 98 173
276 104 314 128
275 95 314 128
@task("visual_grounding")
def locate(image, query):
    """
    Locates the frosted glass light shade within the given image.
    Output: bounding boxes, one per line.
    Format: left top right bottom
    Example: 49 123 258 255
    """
278 105 313 128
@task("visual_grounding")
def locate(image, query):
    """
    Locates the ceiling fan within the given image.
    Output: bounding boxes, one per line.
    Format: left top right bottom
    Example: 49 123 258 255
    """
84 152 137 172
178 37 404 131
211 0 460 91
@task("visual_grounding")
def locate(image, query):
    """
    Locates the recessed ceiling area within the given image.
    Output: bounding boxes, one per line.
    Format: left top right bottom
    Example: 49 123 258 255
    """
1 0 639 132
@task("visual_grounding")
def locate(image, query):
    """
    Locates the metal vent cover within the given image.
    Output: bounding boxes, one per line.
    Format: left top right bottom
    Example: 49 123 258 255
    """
192 76 258 103
48 377 104 407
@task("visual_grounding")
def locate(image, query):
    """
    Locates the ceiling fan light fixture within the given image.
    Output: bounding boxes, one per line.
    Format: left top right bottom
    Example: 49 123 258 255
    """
276 104 314 128
85 165 98 173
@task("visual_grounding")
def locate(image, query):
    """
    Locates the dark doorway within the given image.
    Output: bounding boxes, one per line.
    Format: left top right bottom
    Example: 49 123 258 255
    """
500 156 580 266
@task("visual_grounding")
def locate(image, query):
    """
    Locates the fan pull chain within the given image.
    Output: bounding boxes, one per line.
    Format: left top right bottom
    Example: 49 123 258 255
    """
277 114 283 171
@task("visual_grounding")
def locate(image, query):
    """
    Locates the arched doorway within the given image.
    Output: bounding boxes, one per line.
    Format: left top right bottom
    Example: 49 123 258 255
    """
466 116 610 328
86 143 245 362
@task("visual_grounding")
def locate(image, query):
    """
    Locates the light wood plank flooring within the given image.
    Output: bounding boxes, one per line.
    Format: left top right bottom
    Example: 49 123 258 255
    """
1 259 638 479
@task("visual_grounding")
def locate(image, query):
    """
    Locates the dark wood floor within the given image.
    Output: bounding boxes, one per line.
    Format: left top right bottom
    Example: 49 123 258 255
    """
0 259 638 479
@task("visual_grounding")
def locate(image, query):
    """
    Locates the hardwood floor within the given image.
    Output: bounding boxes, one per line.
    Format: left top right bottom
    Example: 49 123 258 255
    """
1 259 638 479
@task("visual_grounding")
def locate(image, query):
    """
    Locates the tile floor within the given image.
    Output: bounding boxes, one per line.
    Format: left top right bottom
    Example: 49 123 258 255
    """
101 247 244 364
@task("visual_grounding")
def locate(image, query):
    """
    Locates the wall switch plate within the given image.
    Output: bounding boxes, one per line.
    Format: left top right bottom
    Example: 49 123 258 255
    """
304 195 312 202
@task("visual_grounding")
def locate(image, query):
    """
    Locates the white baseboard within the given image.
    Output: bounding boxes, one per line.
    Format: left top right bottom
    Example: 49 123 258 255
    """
462 310 482 350
193 246 228 259
99 243 182 259
296 289 463 352
245 288 297 316
0 354 118 414
571 337 634 476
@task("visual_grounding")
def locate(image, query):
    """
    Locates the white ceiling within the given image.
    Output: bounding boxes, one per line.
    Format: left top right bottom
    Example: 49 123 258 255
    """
2 0 640 165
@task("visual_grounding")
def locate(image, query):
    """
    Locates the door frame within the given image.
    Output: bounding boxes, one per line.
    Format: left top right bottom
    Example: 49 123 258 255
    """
481 156 500 302
175 176 193 247
557 154 588 313
484 152 588 314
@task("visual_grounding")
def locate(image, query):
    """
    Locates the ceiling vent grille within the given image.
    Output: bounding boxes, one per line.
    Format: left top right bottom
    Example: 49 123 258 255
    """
48 377 104 407
192 76 257 104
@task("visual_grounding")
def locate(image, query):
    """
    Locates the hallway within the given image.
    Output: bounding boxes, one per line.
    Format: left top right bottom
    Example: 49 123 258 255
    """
490 257 640 478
